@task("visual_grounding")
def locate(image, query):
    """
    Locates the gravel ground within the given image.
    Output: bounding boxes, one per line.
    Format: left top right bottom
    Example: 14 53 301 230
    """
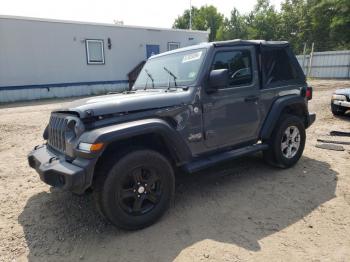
0 80 350 262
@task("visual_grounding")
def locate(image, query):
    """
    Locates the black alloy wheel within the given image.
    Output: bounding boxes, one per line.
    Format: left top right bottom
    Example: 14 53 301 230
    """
94 149 175 230
118 166 162 215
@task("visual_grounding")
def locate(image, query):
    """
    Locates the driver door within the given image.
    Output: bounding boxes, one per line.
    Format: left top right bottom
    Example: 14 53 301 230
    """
202 46 261 149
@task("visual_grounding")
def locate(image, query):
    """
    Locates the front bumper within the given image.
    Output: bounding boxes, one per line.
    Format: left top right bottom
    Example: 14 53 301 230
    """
28 145 96 194
332 100 350 108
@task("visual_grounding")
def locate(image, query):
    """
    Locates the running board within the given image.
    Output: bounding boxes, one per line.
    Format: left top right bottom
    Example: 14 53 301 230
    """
184 144 268 173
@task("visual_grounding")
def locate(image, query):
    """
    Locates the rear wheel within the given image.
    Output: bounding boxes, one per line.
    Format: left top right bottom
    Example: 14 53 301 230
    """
94 149 175 230
263 114 306 168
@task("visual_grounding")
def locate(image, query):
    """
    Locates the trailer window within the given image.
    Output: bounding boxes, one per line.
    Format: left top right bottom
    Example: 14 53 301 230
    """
168 42 180 51
86 40 105 64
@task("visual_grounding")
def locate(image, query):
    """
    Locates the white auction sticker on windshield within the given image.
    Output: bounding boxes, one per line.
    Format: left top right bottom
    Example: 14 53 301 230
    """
182 51 202 63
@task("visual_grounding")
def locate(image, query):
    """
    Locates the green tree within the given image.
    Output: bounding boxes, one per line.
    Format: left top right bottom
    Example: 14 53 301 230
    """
309 0 350 51
279 0 312 53
173 5 224 41
279 0 350 52
216 8 249 40
173 7 199 30
246 0 281 40
330 0 350 49
173 0 350 52
309 0 339 51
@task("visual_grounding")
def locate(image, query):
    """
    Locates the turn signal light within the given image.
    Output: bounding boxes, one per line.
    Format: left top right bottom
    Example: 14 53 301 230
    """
90 143 104 152
78 142 104 152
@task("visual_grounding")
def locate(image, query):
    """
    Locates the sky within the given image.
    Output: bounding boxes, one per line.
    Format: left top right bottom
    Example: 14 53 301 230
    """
0 0 284 28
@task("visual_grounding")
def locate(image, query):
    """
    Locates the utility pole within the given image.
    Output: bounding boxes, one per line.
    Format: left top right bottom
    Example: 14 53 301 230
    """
189 0 192 30
302 43 307 74
348 51 350 79
307 42 314 78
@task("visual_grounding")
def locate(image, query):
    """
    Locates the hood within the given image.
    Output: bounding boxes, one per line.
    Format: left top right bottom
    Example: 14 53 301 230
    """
57 89 192 118
335 88 350 96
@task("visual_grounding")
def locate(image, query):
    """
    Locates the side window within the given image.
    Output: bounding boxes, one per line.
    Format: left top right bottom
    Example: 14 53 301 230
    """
262 48 298 87
86 39 105 65
168 42 180 51
212 50 252 88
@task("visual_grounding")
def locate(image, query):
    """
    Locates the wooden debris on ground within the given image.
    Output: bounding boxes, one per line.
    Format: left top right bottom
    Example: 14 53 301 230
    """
315 143 345 151
330 131 350 137
317 139 350 145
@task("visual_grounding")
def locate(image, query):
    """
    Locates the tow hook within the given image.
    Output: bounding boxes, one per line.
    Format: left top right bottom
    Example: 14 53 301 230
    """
34 144 44 150
49 157 59 163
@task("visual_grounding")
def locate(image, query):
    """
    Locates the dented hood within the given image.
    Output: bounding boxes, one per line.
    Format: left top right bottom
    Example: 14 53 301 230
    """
57 89 191 118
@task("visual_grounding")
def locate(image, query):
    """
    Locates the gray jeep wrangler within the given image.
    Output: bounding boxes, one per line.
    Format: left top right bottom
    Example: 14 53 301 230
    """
28 40 315 230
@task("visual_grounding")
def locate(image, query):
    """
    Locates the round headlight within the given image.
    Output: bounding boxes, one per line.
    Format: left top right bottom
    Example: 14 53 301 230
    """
74 120 85 137
67 119 76 129
65 119 77 141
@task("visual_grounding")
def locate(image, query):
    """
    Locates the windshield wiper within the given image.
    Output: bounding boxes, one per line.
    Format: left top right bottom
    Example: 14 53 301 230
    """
163 67 177 89
144 69 154 90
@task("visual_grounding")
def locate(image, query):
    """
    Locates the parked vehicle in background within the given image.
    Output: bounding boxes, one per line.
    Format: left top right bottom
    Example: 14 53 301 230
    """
28 40 315 230
331 88 350 116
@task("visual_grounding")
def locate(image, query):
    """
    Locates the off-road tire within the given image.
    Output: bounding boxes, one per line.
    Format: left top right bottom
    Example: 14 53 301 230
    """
263 114 306 168
93 149 175 230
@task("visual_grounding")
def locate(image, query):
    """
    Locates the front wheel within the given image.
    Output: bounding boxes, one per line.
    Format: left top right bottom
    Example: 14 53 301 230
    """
94 150 175 230
263 114 306 168
331 103 346 116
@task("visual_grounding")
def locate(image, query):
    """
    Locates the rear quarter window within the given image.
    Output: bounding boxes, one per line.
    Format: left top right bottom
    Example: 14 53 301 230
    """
262 48 301 88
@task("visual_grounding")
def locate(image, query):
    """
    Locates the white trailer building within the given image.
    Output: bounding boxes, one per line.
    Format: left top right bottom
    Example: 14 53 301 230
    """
0 15 208 103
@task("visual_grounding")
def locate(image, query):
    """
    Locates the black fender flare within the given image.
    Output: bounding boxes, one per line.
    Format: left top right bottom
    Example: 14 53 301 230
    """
79 118 192 165
260 95 309 140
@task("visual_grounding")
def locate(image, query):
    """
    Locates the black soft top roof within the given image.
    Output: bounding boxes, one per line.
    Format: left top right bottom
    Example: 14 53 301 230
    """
151 39 290 59
213 39 289 48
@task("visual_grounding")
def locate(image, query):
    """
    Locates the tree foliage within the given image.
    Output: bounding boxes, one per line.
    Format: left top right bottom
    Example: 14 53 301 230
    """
173 0 350 53
246 0 281 40
216 8 248 41
173 5 223 41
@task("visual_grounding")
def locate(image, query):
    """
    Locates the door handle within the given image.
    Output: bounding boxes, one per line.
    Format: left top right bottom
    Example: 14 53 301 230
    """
244 96 259 102
205 130 216 139
204 103 214 111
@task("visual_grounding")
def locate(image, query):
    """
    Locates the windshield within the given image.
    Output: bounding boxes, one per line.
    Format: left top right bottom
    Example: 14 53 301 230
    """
133 48 207 89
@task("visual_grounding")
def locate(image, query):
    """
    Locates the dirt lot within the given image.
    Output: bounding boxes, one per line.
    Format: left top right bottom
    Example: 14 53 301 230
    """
1 80 350 262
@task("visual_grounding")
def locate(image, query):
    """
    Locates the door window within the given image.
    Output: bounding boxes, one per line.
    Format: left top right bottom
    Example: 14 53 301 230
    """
212 50 252 88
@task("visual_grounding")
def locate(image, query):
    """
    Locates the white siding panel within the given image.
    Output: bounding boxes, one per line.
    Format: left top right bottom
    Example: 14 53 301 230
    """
0 15 208 103
0 16 208 88
0 83 127 103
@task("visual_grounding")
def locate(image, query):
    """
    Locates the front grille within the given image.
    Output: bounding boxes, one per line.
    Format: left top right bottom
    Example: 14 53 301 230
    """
48 114 68 153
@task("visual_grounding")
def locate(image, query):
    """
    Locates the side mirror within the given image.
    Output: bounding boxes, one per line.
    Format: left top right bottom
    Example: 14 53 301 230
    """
209 69 229 91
